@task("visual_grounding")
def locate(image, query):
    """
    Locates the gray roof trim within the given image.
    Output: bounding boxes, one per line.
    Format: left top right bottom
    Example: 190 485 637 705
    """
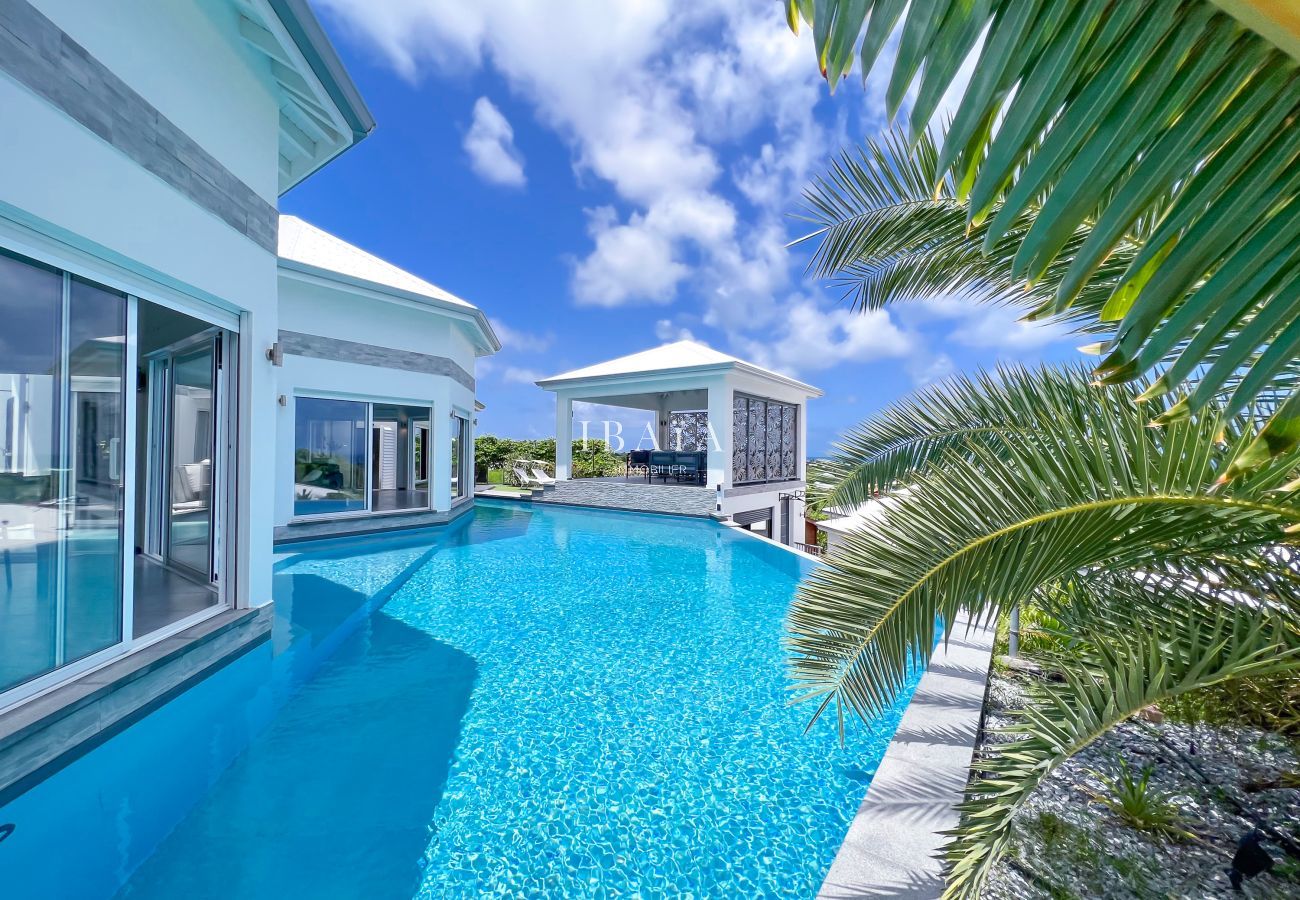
266 0 375 141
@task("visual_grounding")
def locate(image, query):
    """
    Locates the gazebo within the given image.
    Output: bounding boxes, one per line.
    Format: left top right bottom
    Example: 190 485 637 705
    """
535 341 822 543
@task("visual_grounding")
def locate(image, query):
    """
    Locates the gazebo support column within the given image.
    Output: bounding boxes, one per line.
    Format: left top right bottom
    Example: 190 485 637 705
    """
555 395 573 480
706 383 731 489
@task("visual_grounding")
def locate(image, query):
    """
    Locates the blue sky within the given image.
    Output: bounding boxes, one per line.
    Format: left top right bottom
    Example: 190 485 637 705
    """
284 1 1081 455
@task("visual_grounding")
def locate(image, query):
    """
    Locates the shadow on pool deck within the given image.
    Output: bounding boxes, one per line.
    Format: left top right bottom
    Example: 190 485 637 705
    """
119 576 477 899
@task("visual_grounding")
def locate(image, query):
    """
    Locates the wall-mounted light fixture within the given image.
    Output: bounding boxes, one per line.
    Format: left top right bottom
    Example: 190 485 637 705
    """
266 342 283 366
277 394 287 407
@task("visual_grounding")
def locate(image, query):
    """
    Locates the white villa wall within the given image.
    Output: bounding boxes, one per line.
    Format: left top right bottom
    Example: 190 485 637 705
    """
34 0 281 199
274 275 480 526
0 1 286 612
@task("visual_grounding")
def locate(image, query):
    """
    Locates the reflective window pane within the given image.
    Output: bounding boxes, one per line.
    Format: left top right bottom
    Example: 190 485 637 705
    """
168 342 215 576
0 255 128 694
64 277 126 662
371 403 432 512
294 398 366 516
451 415 468 499
0 253 63 692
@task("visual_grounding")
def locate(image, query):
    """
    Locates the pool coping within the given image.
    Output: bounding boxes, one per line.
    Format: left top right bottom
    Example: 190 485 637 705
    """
0 604 273 806
720 519 823 563
818 614 995 899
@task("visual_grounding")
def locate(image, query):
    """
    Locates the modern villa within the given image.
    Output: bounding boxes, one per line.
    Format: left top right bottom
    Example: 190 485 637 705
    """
0 7 865 897
0 0 496 799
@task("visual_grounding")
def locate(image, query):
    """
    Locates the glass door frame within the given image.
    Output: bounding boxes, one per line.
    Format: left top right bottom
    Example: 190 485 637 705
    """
0 234 238 715
143 328 231 588
290 394 437 522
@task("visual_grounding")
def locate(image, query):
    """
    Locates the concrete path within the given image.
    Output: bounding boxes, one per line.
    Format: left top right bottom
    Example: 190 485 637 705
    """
818 617 996 899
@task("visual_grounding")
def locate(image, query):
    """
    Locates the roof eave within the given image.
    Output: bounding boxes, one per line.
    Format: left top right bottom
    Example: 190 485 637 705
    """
277 258 501 354
266 0 375 142
537 361 822 396
535 361 735 391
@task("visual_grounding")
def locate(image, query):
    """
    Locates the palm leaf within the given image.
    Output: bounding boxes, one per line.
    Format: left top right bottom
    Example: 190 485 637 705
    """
943 569 1300 898
788 0 1300 466
787 371 1300 728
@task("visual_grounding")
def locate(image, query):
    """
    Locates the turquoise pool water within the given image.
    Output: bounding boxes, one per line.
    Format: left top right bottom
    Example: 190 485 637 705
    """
0 500 922 898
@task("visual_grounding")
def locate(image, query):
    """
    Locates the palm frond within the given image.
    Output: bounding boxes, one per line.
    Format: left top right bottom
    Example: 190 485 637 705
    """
800 127 1141 332
789 0 1300 465
788 372 1300 728
944 569 1300 898
812 364 1095 511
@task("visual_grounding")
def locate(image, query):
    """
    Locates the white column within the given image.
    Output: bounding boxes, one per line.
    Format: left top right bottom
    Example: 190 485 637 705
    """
555 394 573 480
798 399 809 481
432 383 453 511
656 394 670 450
706 380 731 490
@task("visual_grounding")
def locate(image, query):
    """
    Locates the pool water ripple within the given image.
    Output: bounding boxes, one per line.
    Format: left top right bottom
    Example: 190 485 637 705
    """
5 500 922 899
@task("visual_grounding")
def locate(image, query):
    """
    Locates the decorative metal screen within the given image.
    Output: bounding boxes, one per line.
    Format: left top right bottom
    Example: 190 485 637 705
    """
667 410 709 451
732 395 798 484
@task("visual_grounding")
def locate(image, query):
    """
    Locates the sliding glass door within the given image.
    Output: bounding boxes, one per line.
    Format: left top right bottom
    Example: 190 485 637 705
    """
0 252 127 695
166 339 217 579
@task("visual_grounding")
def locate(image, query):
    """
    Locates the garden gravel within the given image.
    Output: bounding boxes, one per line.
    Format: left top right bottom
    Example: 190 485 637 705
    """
980 673 1300 899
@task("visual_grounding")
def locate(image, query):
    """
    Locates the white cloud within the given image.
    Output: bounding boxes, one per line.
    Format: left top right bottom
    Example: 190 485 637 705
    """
899 296 1071 354
654 319 696 342
735 296 911 376
317 0 828 329
501 365 545 384
949 305 1070 352
489 318 552 352
906 352 955 386
463 97 526 187
571 207 688 306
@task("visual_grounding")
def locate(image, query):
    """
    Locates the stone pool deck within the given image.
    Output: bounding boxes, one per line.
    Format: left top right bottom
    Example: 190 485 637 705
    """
819 616 996 899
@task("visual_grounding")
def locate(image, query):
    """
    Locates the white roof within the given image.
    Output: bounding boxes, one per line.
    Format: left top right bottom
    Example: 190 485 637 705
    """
536 340 822 395
278 215 475 310
277 216 498 352
816 494 900 533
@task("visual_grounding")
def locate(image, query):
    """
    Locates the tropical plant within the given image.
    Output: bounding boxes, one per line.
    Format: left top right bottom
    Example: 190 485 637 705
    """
1086 757 1192 840
474 435 626 482
786 0 1300 467
786 365 1300 897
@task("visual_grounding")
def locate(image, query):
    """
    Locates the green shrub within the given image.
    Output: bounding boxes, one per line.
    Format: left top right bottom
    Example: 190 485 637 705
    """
1087 758 1191 841
474 435 625 480
1162 674 1300 736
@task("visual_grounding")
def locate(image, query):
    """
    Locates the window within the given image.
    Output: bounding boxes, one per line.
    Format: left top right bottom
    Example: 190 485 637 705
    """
0 247 238 707
732 395 797 484
294 398 367 516
294 398 437 518
0 251 127 694
451 413 469 499
371 403 432 512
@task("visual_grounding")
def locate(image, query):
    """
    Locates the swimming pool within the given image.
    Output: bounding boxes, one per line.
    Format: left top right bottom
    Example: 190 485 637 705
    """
1 500 923 898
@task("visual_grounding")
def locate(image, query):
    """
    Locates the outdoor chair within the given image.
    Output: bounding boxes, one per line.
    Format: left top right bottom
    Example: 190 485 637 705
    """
647 451 676 482
513 466 542 488
673 452 702 485
626 449 650 478
530 467 556 485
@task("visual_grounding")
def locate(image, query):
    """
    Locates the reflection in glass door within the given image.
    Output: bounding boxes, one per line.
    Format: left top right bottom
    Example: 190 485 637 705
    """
0 253 128 696
164 338 217 580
